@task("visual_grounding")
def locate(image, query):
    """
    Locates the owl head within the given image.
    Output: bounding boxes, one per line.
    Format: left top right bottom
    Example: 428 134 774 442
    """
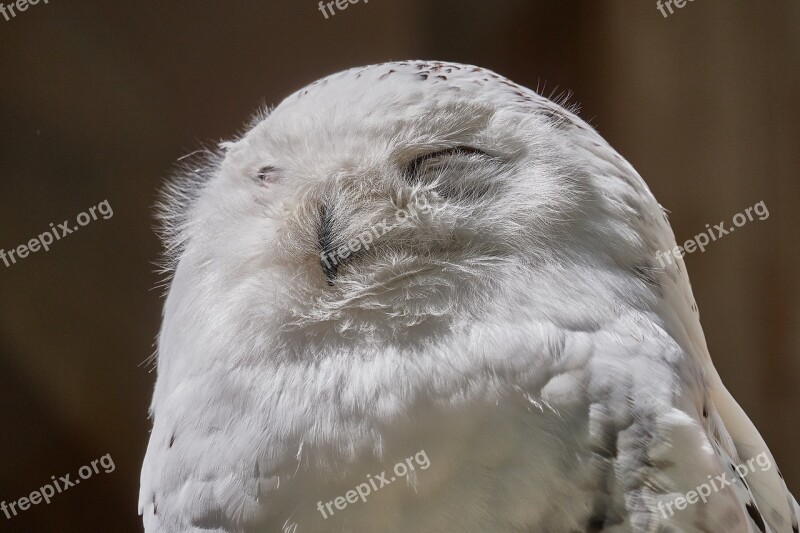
160 61 680 349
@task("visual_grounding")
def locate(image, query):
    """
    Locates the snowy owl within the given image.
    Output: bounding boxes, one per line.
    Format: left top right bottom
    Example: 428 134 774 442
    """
140 61 798 532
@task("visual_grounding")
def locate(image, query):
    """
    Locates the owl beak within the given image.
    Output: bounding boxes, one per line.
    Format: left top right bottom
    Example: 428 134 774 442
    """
318 203 338 285
320 255 338 285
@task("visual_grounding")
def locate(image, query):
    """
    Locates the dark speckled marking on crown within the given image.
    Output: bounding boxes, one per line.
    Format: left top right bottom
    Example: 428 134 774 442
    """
288 61 584 132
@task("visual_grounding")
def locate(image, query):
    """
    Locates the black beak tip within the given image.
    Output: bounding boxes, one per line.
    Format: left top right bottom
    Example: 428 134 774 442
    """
318 204 338 286
321 258 338 285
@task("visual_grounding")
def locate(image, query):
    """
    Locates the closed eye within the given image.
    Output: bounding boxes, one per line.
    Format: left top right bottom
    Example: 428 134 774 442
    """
403 146 501 201
404 146 489 184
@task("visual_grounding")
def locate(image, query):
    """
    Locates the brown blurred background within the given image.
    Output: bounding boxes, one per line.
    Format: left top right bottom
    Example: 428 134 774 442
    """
0 1 798 531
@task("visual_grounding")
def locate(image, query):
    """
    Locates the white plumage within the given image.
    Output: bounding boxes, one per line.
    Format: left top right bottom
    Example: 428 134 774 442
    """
140 61 798 532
